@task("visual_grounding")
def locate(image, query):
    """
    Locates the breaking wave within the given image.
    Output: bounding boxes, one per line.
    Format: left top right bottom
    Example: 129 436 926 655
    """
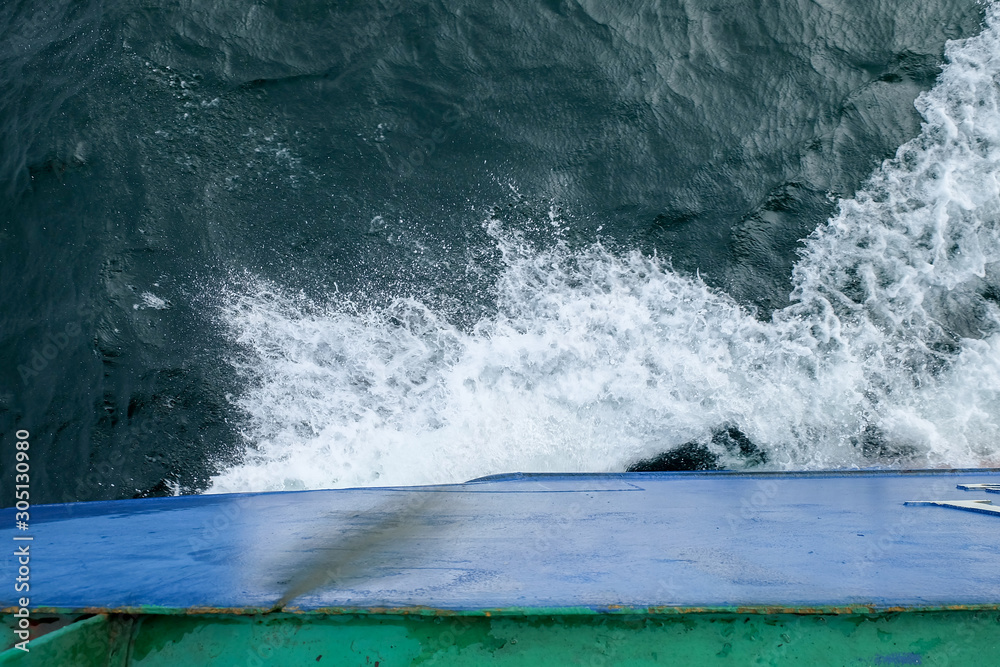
209 5 1000 493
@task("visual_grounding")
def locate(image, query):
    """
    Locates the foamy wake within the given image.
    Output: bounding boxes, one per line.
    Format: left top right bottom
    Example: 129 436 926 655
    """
208 6 1000 493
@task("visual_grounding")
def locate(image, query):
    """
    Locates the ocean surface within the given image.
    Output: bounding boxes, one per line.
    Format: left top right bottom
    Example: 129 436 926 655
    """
2 0 999 504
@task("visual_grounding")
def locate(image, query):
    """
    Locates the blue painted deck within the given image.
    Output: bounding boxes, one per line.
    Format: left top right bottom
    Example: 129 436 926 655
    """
2 470 999 613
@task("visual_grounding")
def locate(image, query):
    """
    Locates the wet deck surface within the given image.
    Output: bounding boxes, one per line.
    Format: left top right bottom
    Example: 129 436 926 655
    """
3 469 999 613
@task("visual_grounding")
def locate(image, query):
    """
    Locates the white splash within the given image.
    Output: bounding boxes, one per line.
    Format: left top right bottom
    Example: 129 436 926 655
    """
208 7 1000 493
134 291 170 310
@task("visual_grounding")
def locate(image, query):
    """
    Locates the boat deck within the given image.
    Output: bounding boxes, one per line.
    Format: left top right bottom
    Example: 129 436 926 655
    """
4 468 999 614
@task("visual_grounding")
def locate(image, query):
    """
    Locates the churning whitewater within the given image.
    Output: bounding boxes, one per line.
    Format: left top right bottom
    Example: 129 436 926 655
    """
209 6 1000 494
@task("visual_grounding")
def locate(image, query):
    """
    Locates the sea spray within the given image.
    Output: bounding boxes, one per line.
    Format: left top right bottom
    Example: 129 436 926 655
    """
208 6 1000 493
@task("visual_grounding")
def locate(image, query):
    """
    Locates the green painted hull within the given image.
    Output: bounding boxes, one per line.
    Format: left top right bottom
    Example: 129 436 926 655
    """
6 471 1000 663
4 610 998 666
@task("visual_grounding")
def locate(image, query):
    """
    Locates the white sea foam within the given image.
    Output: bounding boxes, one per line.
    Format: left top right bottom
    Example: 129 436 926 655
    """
208 6 1000 493
135 291 169 310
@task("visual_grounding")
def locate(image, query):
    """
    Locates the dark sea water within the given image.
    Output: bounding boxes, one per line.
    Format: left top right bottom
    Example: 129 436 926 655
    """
2 0 999 504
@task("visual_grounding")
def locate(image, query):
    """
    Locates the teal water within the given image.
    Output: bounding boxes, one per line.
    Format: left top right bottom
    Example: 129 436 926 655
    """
1 0 995 502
